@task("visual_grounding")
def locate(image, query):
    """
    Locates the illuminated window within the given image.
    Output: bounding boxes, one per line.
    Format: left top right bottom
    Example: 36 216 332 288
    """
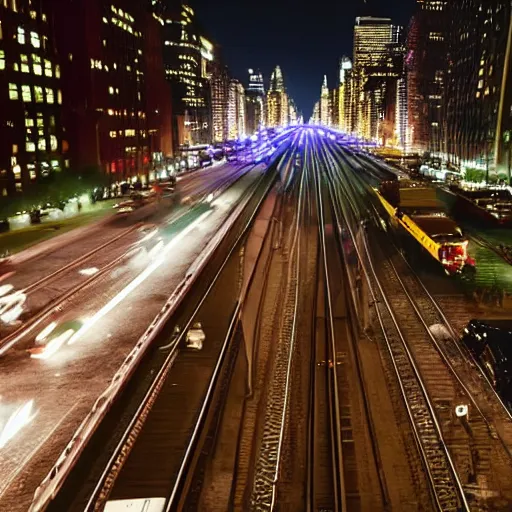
30 31 40 48
34 86 44 103
44 59 52 77
0 50 4 70
57 90 62 104
33 54 42 75
25 118 34 127
26 142 36 152
125 129 135 137
108 86 114 95
17 27 25 44
477 80 483 89
46 88 54 104
42 13 47 22
9 83 18 100
55 65 60 78
0 20 3 40
38 138 46 151
21 54 29 73
109 131 117 138
21 85 31 102
50 136 58 151
108 109 114 116
30 10 36 19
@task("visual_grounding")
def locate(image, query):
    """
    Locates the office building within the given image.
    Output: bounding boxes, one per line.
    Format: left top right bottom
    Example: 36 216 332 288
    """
210 64 229 142
319 75 330 126
289 98 299 125
157 1 213 146
445 0 512 174
406 1 448 155
49 0 166 184
228 78 245 139
351 17 404 143
266 65 289 128
245 68 265 135
0 0 65 197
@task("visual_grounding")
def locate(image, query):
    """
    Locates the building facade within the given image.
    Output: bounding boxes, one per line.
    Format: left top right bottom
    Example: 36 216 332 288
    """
351 17 404 143
210 63 229 142
266 65 289 128
157 1 213 146
406 1 447 155
245 68 264 135
0 0 65 197
228 78 244 140
445 0 512 174
49 0 162 184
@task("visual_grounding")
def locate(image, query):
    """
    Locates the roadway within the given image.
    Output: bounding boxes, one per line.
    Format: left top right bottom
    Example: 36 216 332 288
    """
0 159 268 511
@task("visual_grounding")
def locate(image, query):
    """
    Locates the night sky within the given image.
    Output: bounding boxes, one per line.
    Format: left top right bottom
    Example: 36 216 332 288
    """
193 0 416 119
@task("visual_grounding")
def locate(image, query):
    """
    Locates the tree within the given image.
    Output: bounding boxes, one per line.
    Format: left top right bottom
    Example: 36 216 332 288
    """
0 166 108 220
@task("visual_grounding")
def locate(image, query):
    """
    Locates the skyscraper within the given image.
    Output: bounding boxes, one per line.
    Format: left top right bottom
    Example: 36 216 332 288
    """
353 17 395 72
157 1 213 146
351 17 404 143
228 79 245 140
319 75 330 126
406 1 448 155
210 64 229 142
245 69 265 135
48 0 163 184
445 0 512 174
266 65 289 128
0 0 65 197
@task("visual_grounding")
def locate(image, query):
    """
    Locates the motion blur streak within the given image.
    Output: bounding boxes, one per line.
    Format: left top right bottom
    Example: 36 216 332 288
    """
35 322 57 343
0 292 26 324
0 285 14 297
31 329 75 360
66 209 213 348
0 400 35 449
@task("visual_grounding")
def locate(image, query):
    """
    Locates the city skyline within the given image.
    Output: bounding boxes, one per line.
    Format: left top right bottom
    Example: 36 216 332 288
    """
193 0 416 117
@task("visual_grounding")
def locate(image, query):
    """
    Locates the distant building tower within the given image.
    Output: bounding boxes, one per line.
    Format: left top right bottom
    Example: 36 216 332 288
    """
245 69 265 135
352 17 404 143
211 65 230 142
320 75 330 126
228 79 245 140
266 65 289 128
248 69 265 95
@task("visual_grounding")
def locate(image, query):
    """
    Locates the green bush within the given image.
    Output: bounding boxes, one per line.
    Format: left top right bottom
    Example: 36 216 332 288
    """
0 166 108 220
464 167 486 183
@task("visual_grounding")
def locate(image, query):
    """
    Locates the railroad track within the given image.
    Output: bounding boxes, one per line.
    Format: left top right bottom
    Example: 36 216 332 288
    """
249 145 309 510
329 143 512 508
307 146 345 512
322 142 469 511
36 145 292 512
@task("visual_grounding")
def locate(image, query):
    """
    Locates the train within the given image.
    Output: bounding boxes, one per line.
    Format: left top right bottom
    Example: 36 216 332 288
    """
376 179 476 276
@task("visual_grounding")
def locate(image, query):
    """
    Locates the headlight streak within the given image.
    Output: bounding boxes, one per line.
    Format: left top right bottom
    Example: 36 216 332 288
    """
66 209 213 348
78 268 99 277
0 290 26 324
0 285 14 297
0 400 35 449
35 321 57 343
